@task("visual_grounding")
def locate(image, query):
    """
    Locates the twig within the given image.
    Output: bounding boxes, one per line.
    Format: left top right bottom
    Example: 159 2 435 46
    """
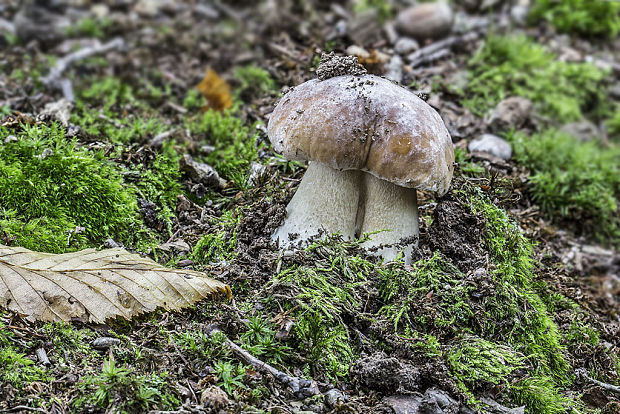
206 324 319 398
576 368 620 395
41 37 125 101
407 31 481 67
0 406 46 413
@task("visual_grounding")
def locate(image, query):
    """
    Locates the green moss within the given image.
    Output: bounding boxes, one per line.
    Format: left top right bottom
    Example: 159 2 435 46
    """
0 320 50 388
213 360 246 395
193 208 242 264
43 322 96 360
73 358 179 413
379 252 473 332
240 315 292 365
66 17 114 38
447 336 525 395
507 129 620 245
268 238 371 379
185 110 261 191
0 123 141 253
529 0 620 38
465 34 608 122
470 191 569 379
607 105 620 140
130 141 183 235
233 65 276 101
511 376 575 414
172 329 231 362
295 310 354 378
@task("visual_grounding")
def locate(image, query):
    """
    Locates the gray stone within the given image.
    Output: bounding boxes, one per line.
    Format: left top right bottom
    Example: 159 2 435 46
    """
560 120 601 142
383 394 422 414
324 388 345 408
91 337 121 350
394 37 420 55
158 240 191 253
468 134 512 160
395 1 454 40
181 154 226 189
488 96 532 130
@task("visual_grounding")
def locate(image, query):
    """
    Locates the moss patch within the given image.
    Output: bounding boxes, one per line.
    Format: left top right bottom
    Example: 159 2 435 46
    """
464 34 608 122
0 123 140 252
529 0 620 38
507 129 620 246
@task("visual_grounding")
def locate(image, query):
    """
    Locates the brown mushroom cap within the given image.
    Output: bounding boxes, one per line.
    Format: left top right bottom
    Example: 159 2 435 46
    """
268 74 454 195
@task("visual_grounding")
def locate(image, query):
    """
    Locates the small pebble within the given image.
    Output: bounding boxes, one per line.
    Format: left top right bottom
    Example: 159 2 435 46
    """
394 37 419 55
468 134 512 160
91 337 121 350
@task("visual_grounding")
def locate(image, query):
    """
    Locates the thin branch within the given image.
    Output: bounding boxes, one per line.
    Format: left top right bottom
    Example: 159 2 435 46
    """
0 406 46 413
207 324 319 398
41 37 125 101
577 368 620 395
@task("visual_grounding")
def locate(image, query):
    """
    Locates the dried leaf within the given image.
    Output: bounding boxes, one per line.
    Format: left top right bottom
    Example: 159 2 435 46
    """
196 68 233 112
0 244 232 323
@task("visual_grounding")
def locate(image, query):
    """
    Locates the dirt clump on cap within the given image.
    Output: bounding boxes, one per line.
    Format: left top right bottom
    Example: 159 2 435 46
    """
316 52 367 80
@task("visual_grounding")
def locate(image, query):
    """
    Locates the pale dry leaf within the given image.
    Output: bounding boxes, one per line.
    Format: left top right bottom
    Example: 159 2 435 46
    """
0 244 232 323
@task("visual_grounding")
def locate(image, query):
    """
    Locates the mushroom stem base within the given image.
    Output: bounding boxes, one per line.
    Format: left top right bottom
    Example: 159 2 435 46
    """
272 162 361 247
359 173 419 264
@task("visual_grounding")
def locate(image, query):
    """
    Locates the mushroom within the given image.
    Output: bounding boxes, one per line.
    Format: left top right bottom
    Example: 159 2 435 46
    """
268 74 454 263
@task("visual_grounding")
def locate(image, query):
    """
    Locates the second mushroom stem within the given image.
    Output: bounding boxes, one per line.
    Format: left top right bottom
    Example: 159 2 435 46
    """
358 173 419 265
273 162 419 263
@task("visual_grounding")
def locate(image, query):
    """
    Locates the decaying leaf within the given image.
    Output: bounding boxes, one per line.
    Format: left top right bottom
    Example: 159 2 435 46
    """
0 244 232 323
196 68 233 112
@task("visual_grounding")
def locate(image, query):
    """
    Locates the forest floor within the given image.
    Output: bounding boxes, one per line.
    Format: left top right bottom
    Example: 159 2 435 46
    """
0 0 619 413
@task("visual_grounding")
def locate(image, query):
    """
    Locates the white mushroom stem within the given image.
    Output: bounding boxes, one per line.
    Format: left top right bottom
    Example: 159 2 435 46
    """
272 161 362 247
358 173 419 265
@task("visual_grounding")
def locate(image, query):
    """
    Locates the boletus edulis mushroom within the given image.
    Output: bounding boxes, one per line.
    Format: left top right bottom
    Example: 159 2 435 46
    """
268 63 454 264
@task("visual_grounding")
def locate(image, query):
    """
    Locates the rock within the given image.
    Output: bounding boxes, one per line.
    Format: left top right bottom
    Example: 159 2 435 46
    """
488 96 532 130
385 55 404 83
350 352 419 393
91 337 121 350
481 397 525 413
181 154 226 189
383 394 422 414
324 388 346 408
424 388 458 410
468 134 512 160
40 98 73 127
383 389 459 414
4 135 18 144
200 386 230 410
394 37 419 55
158 240 191 254
560 120 601 142
395 1 454 40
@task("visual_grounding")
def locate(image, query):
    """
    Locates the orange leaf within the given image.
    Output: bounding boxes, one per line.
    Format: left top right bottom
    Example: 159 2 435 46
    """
196 68 233 112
